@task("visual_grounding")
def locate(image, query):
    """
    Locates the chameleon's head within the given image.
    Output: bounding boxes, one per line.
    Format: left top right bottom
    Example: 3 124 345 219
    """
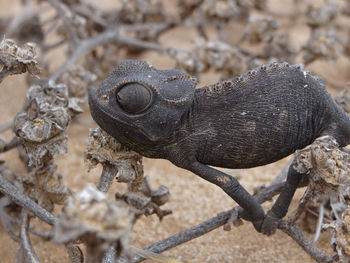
88 60 197 145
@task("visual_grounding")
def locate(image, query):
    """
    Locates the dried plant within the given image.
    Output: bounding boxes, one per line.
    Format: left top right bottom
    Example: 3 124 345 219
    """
53 184 134 263
85 128 171 220
0 0 350 262
0 38 39 82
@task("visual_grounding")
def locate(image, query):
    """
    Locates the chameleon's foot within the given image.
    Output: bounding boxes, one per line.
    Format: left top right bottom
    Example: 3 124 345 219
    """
240 209 265 232
252 219 264 232
260 211 279 236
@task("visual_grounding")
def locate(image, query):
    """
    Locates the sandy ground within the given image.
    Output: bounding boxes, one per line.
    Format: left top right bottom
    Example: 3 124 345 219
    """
0 0 349 262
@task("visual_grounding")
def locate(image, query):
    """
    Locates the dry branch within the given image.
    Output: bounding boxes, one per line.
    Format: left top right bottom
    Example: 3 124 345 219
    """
278 221 333 263
0 174 56 226
51 28 167 80
1 1 350 262
19 210 40 263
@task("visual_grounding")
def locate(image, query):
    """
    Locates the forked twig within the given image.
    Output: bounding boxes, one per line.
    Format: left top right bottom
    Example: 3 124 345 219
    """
278 220 333 263
117 182 284 263
51 28 167 80
48 0 79 45
0 137 21 153
0 174 56 226
19 209 40 263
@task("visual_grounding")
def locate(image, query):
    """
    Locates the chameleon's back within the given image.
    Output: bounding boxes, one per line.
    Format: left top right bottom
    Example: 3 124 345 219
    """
189 63 350 169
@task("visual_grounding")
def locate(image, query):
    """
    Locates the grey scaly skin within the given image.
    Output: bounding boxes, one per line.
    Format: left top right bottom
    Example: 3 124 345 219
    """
88 60 350 235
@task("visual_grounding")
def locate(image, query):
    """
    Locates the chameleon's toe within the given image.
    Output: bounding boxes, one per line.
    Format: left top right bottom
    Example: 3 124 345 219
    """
252 219 264 233
260 211 279 236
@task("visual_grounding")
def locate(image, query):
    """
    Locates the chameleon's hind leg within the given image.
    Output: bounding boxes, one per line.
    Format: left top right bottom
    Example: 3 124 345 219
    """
260 162 305 235
188 161 265 231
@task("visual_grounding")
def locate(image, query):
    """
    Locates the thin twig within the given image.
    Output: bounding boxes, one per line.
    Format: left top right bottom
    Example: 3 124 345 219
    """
5 3 35 37
0 174 56 226
278 220 334 263
48 0 80 45
29 227 52 241
0 137 21 153
19 209 40 263
0 196 20 242
270 158 293 186
42 39 66 53
116 182 285 263
0 121 13 133
50 28 167 80
116 180 333 263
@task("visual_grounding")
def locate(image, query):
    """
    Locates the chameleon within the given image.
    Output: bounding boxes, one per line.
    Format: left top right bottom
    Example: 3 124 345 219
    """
88 60 350 235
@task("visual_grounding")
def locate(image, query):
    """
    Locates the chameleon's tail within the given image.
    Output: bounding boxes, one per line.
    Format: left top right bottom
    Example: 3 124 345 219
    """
334 101 350 147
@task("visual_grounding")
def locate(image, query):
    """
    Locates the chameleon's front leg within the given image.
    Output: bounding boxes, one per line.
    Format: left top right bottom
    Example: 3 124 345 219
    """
189 161 265 231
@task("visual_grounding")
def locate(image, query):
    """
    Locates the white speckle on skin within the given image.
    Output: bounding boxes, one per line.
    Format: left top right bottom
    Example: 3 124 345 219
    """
148 75 152 78
241 112 247 115
304 84 308 88
303 71 307 79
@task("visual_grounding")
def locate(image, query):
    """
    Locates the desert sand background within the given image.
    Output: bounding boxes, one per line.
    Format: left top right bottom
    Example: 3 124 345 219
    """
0 0 349 262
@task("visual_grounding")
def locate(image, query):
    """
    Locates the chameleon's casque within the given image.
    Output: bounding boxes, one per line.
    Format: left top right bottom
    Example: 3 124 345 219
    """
89 60 350 235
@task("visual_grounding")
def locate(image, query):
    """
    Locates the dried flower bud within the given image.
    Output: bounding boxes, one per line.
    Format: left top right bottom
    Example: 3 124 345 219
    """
53 184 134 261
262 33 296 63
305 3 339 28
303 29 341 65
85 128 141 183
27 163 70 212
14 82 72 167
58 65 97 115
294 136 350 190
323 209 350 262
85 128 171 220
0 38 39 82
169 38 246 79
119 0 166 24
244 15 280 43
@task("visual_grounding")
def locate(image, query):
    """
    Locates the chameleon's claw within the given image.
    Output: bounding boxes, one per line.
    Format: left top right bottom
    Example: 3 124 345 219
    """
252 219 264 233
260 210 279 236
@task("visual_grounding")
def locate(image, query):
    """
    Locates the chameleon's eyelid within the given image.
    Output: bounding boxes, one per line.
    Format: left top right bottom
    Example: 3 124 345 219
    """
113 80 159 95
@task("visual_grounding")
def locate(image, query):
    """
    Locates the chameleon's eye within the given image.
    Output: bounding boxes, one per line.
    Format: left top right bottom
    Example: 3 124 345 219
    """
116 83 152 114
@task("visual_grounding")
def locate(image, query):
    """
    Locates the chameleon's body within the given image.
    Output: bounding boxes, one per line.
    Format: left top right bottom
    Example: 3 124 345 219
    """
89 60 350 234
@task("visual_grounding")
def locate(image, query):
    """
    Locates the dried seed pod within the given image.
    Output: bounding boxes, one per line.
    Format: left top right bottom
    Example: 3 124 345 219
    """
305 3 339 28
244 15 280 43
85 127 141 182
323 209 350 262
119 0 166 24
262 33 296 63
293 136 350 244
200 0 251 23
169 38 246 79
53 184 134 262
25 163 70 212
58 65 97 115
302 29 341 65
294 136 350 196
0 38 39 82
85 128 171 220
14 81 72 167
